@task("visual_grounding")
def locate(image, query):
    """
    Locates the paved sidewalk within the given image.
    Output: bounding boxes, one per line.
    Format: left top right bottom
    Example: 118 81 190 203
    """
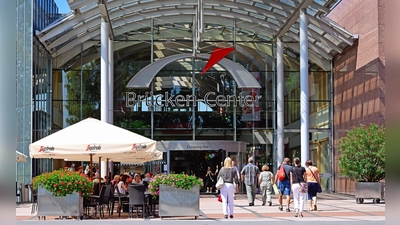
16 192 385 224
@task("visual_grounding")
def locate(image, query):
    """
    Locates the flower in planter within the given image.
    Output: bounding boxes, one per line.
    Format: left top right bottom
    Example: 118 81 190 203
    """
32 168 93 197
148 173 203 199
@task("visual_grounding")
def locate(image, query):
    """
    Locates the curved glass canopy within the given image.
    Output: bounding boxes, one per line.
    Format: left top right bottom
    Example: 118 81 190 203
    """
37 0 355 71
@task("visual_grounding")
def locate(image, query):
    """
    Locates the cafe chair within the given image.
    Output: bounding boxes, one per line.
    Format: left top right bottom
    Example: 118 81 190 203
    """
115 185 129 217
28 184 37 214
100 185 112 217
128 184 148 218
84 185 106 219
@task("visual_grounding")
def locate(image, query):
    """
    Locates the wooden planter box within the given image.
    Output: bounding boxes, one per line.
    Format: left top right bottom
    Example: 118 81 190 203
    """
159 184 200 219
37 186 84 218
355 182 385 204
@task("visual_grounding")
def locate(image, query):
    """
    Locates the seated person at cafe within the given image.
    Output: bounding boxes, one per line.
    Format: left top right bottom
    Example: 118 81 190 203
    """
122 172 133 184
77 166 83 174
92 174 106 196
127 174 133 184
111 175 120 188
143 173 152 182
117 174 129 195
84 166 90 177
132 173 143 185
117 174 130 213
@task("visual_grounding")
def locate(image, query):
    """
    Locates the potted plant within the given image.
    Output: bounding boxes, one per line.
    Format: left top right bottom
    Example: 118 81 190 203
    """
32 169 93 218
148 173 203 219
338 123 385 204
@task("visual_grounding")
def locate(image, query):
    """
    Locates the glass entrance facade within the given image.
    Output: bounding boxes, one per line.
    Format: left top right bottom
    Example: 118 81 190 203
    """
51 53 332 190
25 11 334 192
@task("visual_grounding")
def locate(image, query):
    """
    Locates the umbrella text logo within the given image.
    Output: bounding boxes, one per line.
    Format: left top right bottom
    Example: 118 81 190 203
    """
132 143 147 150
39 146 55 152
86 144 101 151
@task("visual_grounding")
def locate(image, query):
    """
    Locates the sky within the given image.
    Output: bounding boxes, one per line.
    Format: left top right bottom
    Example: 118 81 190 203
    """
54 0 71 14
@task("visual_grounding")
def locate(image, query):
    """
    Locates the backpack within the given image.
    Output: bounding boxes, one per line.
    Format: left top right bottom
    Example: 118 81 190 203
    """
277 165 286 181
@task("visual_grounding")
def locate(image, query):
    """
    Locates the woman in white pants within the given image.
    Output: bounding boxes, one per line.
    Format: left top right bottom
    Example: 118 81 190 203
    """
290 157 307 217
217 157 239 219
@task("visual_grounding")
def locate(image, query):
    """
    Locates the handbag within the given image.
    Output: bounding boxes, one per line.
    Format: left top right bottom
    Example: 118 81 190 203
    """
299 182 308 193
308 167 322 193
217 194 222 202
215 176 224 190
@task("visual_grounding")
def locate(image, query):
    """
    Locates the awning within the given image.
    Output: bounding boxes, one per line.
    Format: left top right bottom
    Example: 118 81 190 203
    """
29 118 162 163
16 151 28 163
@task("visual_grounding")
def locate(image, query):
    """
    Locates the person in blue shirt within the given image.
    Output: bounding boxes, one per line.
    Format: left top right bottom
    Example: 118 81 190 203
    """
274 157 293 212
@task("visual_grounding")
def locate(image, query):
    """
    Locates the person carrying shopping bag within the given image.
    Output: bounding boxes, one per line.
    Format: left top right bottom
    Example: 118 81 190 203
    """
217 157 239 219
258 165 274 206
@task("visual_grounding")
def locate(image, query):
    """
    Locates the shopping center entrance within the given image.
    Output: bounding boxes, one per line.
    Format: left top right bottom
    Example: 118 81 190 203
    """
169 149 224 179
156 140 247 192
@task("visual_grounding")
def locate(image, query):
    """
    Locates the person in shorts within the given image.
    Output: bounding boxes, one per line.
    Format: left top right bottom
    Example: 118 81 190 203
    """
275 157 292 212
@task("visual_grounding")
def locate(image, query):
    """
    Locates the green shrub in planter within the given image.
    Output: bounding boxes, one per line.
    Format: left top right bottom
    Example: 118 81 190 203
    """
148 173 204 199
338 123 385 182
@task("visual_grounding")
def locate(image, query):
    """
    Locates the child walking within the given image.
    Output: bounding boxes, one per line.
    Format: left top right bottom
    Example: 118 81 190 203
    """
258 165 274 206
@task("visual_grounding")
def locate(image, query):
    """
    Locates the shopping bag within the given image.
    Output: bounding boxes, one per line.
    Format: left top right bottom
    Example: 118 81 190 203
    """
272 183 281 196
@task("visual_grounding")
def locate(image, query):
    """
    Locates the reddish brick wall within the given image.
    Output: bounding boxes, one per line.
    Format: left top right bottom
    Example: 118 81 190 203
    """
329 0 385 68
330 0 385 194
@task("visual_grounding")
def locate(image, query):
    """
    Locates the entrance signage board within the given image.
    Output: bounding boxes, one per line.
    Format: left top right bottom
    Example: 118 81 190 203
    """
186 144 209 150
157 140 247 152
125 91 261 108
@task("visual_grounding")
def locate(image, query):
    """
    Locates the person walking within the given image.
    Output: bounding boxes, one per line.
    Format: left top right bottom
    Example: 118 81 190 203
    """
290 157 307 217
214 164 220 193
232 160 240 200
274 157 292 212
240 157 260 206
305 159 321 211
217 157 239 219
258 165 274 206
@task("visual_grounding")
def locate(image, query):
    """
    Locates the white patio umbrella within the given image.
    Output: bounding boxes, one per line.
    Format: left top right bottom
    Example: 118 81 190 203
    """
16 150 28 163
29 118 162 163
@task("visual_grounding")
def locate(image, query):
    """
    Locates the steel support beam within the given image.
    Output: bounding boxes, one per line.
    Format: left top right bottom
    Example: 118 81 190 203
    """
101 18 109 123
273 0 314 40
99 0 114 40
276 37 284 167
108 38 114 124
299 9 309 166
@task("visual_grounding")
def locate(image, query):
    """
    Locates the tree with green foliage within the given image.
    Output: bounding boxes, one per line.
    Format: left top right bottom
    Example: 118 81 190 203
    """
338 124 385 182
117 119 148 135
64 62 101 125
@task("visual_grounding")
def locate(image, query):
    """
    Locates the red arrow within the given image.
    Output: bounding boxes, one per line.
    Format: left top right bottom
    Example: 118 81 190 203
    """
201 47 235 75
